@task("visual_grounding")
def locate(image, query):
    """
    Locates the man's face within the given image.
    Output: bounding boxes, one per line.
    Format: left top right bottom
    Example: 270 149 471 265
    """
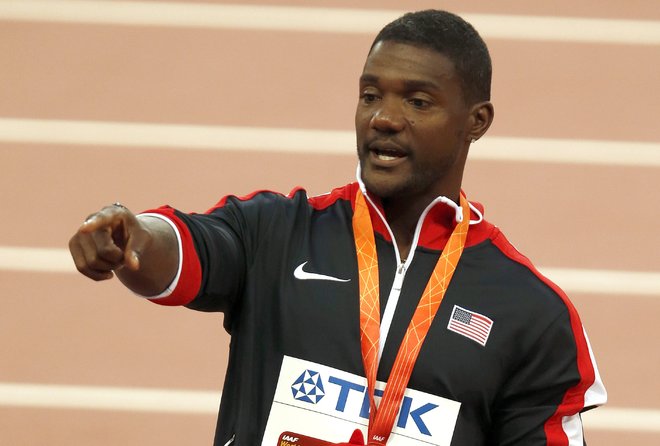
356 41 473 203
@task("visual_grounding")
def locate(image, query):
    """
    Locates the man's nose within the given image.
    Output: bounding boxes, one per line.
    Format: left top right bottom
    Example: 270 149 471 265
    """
370 99 405 133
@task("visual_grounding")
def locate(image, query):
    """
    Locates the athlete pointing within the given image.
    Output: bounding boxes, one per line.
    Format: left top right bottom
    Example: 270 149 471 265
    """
70 10 606 445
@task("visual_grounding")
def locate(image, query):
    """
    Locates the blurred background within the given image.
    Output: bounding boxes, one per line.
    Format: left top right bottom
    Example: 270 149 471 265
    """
1 1 659 444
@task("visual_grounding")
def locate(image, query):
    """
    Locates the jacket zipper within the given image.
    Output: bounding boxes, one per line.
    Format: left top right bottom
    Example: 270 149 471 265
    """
377 260 408 363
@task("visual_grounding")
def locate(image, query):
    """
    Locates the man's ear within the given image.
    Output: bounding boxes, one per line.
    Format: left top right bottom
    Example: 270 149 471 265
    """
466 101 494 143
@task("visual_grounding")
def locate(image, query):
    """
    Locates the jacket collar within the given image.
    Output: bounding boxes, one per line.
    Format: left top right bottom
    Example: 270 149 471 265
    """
353 166 492 252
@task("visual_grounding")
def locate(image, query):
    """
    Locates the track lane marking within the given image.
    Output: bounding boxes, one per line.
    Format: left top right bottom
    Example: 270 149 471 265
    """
0 1 658 45
1 118 659 167
1 246 659 296
0 382 658 432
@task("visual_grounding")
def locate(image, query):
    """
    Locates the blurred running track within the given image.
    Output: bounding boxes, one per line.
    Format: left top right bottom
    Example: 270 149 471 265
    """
1 1 659 444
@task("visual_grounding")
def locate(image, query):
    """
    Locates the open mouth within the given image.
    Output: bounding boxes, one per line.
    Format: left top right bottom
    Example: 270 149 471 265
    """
368 141 407 163
373 148 404 161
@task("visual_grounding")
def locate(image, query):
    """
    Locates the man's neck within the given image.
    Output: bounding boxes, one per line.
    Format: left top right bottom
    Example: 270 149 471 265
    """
381 191 460 261
381 199 427 262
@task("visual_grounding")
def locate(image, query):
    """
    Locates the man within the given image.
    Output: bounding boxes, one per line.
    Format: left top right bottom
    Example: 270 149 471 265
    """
69 10 606 446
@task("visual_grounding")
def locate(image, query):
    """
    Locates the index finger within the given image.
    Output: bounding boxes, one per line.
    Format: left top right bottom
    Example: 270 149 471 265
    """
78 204 131 233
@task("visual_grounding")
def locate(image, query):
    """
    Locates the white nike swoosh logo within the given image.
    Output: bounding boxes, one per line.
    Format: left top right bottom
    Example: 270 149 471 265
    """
293 261 351 282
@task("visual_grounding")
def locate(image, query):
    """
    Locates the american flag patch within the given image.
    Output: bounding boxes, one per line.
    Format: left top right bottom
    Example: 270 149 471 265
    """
447 305 493 347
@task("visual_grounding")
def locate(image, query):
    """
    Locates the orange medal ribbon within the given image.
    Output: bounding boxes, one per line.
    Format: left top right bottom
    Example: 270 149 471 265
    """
352 188 470 445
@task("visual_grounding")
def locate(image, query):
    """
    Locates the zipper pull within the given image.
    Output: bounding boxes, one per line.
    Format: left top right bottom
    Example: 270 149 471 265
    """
392 263 406 291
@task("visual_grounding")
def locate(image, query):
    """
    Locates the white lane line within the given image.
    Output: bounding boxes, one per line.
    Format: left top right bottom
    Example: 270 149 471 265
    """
1 118 659 167
0 382 219 414
0 247 74 273
0 1 658 45
582 407 660 433
1 246 659 297
0 118 352 155
471 136 660 167
540 268 660 297
0 382 658 433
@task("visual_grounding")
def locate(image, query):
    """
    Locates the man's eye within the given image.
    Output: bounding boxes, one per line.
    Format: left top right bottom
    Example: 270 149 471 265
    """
409 98 429 108
362 93 378 104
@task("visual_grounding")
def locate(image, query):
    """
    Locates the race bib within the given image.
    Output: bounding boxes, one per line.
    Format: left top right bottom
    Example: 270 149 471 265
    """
262 356 461 445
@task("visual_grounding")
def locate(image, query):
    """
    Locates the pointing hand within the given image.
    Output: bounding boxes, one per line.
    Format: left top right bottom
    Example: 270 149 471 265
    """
69 203 152 281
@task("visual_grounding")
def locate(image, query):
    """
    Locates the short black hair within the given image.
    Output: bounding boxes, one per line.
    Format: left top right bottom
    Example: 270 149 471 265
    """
371 10 492 104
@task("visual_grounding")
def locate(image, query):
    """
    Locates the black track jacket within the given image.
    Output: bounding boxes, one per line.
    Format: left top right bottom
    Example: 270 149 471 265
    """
143 182 606 445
